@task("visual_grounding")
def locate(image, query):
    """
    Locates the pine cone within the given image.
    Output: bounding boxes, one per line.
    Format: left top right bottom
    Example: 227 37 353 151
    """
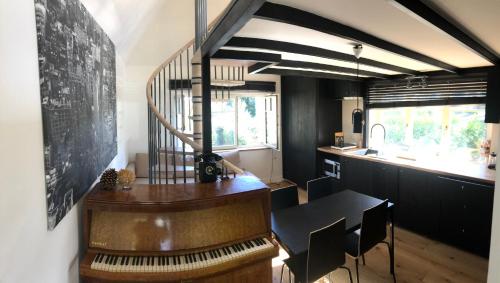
100 168 117 190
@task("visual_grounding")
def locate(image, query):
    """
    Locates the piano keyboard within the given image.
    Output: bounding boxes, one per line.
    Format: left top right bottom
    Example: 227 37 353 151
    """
90 237 274 273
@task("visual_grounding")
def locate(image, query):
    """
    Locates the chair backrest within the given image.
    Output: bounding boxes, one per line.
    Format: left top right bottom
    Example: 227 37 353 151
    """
307 218 346 283
359 200 388 255
271 185 299 212
307 176 338 202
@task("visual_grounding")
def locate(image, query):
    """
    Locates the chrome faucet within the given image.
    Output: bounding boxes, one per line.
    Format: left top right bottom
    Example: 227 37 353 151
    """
370 123 386 143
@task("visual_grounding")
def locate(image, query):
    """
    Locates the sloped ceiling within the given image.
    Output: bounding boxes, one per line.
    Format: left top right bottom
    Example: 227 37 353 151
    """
81 0 231 65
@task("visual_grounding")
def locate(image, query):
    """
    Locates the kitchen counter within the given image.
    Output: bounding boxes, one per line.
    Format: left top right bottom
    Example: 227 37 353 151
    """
318 146 496 185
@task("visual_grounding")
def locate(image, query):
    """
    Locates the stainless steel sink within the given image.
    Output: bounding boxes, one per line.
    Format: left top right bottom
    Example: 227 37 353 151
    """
347 149 378 156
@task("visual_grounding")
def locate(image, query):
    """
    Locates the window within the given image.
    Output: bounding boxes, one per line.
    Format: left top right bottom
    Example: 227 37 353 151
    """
368 104 487 162
212 95 278 149
212 100 236 147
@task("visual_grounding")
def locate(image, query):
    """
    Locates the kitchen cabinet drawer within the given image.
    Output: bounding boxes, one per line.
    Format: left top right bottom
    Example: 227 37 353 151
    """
340 156 372 196
398 168 439 237
436 176 494 257
371 163 398 203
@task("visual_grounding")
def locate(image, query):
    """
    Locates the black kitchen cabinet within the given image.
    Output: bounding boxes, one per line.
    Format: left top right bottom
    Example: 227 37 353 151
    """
326 79 362 99
281 76 342 188
371 163 398 204
319 150 494 257
398 168 439 237
486 66 500 123
340 156 372 196
436 176 494 257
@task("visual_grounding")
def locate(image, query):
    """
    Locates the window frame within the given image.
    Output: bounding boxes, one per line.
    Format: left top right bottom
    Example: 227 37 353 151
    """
366 104 487 160
212 93 279 150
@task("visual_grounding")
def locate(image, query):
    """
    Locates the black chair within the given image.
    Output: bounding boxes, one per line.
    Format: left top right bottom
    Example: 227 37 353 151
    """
307 176 339 202
345 200 394 283
281 218 353 283
271 185 299 212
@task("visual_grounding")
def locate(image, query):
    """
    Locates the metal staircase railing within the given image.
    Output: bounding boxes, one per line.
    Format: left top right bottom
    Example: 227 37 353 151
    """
146 39 244 184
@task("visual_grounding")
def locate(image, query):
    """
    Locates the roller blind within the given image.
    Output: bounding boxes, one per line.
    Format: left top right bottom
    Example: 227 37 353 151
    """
366 74 487 108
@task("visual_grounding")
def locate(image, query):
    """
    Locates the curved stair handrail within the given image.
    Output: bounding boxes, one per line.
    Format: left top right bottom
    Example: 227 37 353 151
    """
146 35 244 177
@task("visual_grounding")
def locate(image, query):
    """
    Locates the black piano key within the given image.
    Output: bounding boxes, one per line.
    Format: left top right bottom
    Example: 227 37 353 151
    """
192 254 196 262
113 256 118 265
174 256 177 265
105 255 111 264
222 248 227 256
202 252 208 261
140 257 143 266
217 249 222 257
167 256 170 265
226 247 232 254
188 254 193 263
177 256 181 265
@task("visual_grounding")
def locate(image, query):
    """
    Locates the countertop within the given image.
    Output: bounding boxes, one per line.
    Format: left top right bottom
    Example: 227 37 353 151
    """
318 146 496 185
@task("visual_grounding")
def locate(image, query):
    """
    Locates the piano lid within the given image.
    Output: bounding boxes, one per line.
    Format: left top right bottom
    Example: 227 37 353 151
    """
86 175 269 206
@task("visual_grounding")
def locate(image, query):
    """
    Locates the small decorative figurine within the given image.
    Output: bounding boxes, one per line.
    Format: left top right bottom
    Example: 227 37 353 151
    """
117 169 136 190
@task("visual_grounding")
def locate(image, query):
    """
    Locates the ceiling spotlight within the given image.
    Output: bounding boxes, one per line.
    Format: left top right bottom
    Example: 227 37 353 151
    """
353 44 363 59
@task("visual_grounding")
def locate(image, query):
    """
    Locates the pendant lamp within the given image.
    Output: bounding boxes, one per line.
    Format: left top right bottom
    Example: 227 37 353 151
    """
352 44 363 134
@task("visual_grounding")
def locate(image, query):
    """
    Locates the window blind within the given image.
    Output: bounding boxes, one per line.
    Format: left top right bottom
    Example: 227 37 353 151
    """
366 74 487 108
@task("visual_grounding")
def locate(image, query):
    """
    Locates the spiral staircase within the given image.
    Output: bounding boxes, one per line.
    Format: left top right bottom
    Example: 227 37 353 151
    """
145 22 244 184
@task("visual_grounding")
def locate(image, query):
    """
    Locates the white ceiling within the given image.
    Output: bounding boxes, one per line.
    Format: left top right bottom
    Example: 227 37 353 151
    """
427 0 500 56
232 0 496 75
81 0 231 65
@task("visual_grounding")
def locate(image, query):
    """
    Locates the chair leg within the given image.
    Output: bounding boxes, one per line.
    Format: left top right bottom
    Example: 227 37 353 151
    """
280 264 285 283
382 241 396 283
355 258 360 283
338 266 354 283
362 254 366 265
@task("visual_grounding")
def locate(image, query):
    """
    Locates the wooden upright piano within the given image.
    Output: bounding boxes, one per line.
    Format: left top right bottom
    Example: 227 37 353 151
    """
80 176 279 282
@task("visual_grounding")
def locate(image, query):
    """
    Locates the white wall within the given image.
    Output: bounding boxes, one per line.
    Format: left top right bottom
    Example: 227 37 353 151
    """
487 131 500 282
0 1 128 282
342 98 364 147
0 1 79 282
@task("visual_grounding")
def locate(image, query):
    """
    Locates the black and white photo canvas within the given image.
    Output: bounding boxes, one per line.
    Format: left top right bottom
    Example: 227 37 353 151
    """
34 0 117 230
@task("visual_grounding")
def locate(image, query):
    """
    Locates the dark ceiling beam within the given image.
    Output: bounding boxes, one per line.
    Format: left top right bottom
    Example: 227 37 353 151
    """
377 66 493 81
260 67 361 81
248 62 275 74
226 37 419 75
254 2 459 73
278 60 386 78
201 0 266 57
391 0 498 64
212 49 281 63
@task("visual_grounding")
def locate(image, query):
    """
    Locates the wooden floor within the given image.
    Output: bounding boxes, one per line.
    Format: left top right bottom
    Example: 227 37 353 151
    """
271 188 489 283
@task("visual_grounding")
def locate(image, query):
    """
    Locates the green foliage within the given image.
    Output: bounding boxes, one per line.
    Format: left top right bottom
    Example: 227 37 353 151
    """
213 127 234 146
413 119 441 144
452 119 486 148
240 97 256 117
384 118 405 144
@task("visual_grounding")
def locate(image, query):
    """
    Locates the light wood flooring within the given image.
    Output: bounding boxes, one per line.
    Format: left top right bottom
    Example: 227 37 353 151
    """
271 188 488 283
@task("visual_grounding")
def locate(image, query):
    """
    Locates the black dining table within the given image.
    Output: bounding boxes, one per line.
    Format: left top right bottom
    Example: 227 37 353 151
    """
271 189 395 275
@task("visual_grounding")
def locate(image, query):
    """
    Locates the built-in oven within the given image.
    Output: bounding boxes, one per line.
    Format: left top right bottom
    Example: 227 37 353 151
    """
323 158 340 179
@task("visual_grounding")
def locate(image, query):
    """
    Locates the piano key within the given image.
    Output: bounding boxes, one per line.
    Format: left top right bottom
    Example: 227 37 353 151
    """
89 237 275 273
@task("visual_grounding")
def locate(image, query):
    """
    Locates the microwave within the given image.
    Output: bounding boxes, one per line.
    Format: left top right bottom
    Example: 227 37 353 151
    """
323 158 340 179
